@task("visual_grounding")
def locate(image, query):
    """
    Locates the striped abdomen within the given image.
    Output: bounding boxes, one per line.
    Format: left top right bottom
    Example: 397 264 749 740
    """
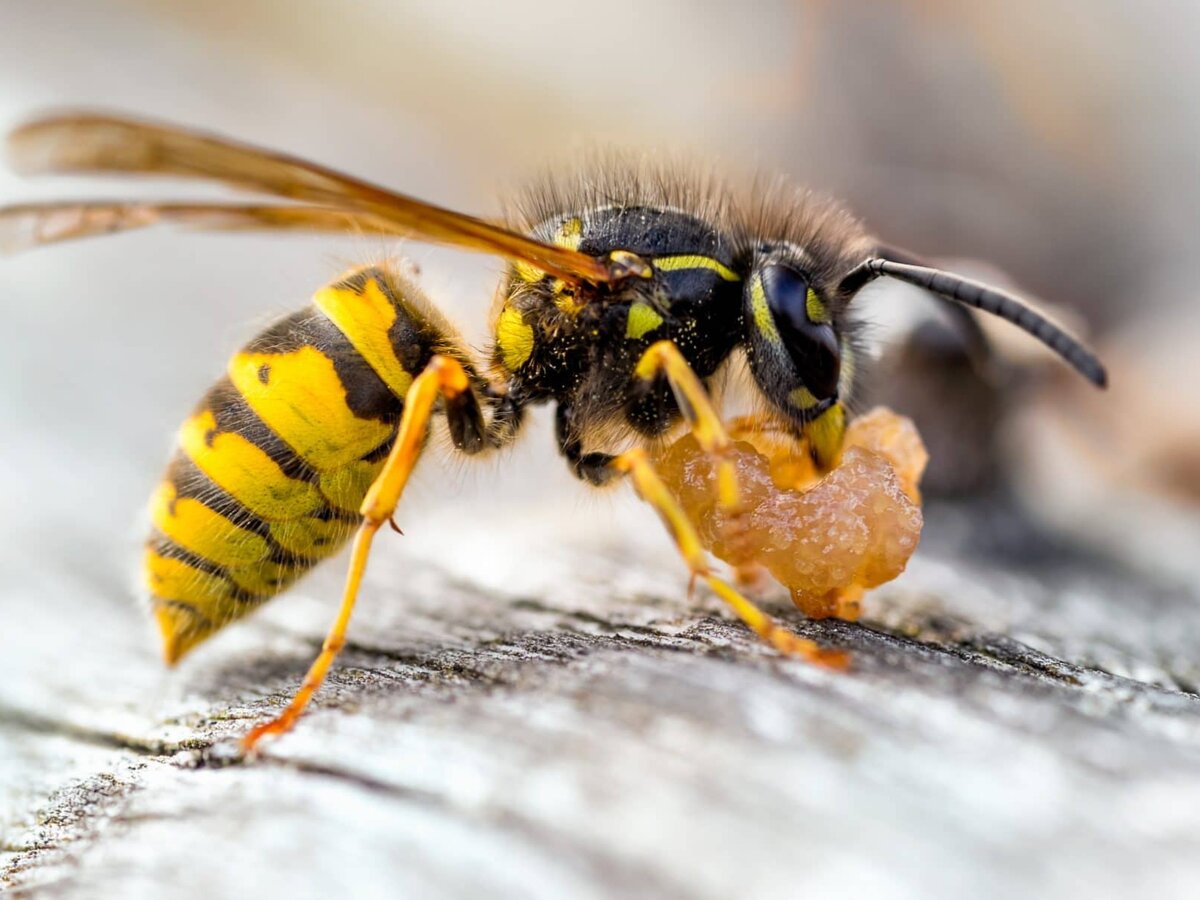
146 266 454 663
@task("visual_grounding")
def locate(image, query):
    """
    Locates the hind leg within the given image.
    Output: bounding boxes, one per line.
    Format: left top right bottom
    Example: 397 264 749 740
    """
621 343 847 660
241 355 481 751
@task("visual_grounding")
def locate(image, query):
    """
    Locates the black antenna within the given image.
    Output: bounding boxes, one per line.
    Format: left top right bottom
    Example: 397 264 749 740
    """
839 257 1108 388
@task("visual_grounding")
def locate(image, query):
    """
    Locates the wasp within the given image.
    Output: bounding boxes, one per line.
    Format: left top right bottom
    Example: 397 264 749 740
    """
0 113 1107 750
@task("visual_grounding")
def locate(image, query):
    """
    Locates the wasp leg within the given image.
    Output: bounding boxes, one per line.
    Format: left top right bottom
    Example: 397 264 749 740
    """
633 339 776 582
634 340 741 513
612 447 848 667
241 354 475 751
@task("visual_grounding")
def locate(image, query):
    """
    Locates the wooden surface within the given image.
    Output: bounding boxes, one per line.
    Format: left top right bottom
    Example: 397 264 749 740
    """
4 483 1200 899
2 2 1200 897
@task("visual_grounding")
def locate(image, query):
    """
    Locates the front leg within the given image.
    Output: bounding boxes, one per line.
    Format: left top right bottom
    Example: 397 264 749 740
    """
563 340 847 663
557 340 742 499
631 340 759 570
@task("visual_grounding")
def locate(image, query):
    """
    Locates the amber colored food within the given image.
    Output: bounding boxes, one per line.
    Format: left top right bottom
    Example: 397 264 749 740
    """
656 408 927 621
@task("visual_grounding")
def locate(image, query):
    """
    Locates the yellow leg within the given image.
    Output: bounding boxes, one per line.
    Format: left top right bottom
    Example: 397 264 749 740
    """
635 340 740 515
241 355 472 752
612 447 847 668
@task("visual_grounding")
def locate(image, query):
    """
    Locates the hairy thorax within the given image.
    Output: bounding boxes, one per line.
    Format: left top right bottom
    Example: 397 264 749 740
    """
489 205 745 444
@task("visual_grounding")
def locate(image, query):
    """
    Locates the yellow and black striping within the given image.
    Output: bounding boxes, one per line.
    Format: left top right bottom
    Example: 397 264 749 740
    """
146 266 460 663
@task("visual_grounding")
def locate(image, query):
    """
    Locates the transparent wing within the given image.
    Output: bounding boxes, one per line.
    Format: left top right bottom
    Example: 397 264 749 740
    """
6 112 644 283
0 201 410 253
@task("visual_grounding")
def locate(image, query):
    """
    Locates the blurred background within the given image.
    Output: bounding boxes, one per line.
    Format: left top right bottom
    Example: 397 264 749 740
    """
2 1 1199 897
2 0 1197 580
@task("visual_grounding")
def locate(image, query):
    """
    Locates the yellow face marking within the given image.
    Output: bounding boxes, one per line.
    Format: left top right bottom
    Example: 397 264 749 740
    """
318 458 385 513
496 305 535 370
229 346 393 472
313 277 416 400
180 410 324 521
626 302 665 340
227 559 302 597
803 403 846 472
268 516 351 560
144 548 235 609
653 255 740 282
150 482 270 568
750 274 782 344
806 288 830 325
788 387 820 411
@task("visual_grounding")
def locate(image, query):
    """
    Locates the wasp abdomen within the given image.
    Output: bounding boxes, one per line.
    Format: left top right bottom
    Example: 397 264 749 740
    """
146 267 454 663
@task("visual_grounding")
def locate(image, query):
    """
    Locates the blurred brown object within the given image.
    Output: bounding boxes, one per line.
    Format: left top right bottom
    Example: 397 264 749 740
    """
864 259 1108 498
868 312 1006 496
1012 311 1200 581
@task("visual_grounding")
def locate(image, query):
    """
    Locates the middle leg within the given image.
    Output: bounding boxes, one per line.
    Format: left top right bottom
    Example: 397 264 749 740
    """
625 341 845 663
612 446 847 667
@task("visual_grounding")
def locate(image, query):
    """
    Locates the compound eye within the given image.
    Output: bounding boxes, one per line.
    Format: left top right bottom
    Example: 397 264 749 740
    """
761 264 841 400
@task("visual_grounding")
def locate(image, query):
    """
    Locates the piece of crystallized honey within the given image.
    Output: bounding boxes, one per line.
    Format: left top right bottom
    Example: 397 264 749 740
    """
656 407 927 622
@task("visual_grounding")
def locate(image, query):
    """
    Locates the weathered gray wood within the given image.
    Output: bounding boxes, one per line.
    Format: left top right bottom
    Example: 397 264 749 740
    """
4 490 1200 900
4 1 1200 897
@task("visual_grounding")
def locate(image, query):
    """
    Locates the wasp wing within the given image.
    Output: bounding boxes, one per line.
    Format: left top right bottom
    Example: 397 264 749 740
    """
6 113 635 284
0 201 413 254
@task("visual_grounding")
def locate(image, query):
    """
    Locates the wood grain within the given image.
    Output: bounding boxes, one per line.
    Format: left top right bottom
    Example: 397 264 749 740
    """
4 494 1200 899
